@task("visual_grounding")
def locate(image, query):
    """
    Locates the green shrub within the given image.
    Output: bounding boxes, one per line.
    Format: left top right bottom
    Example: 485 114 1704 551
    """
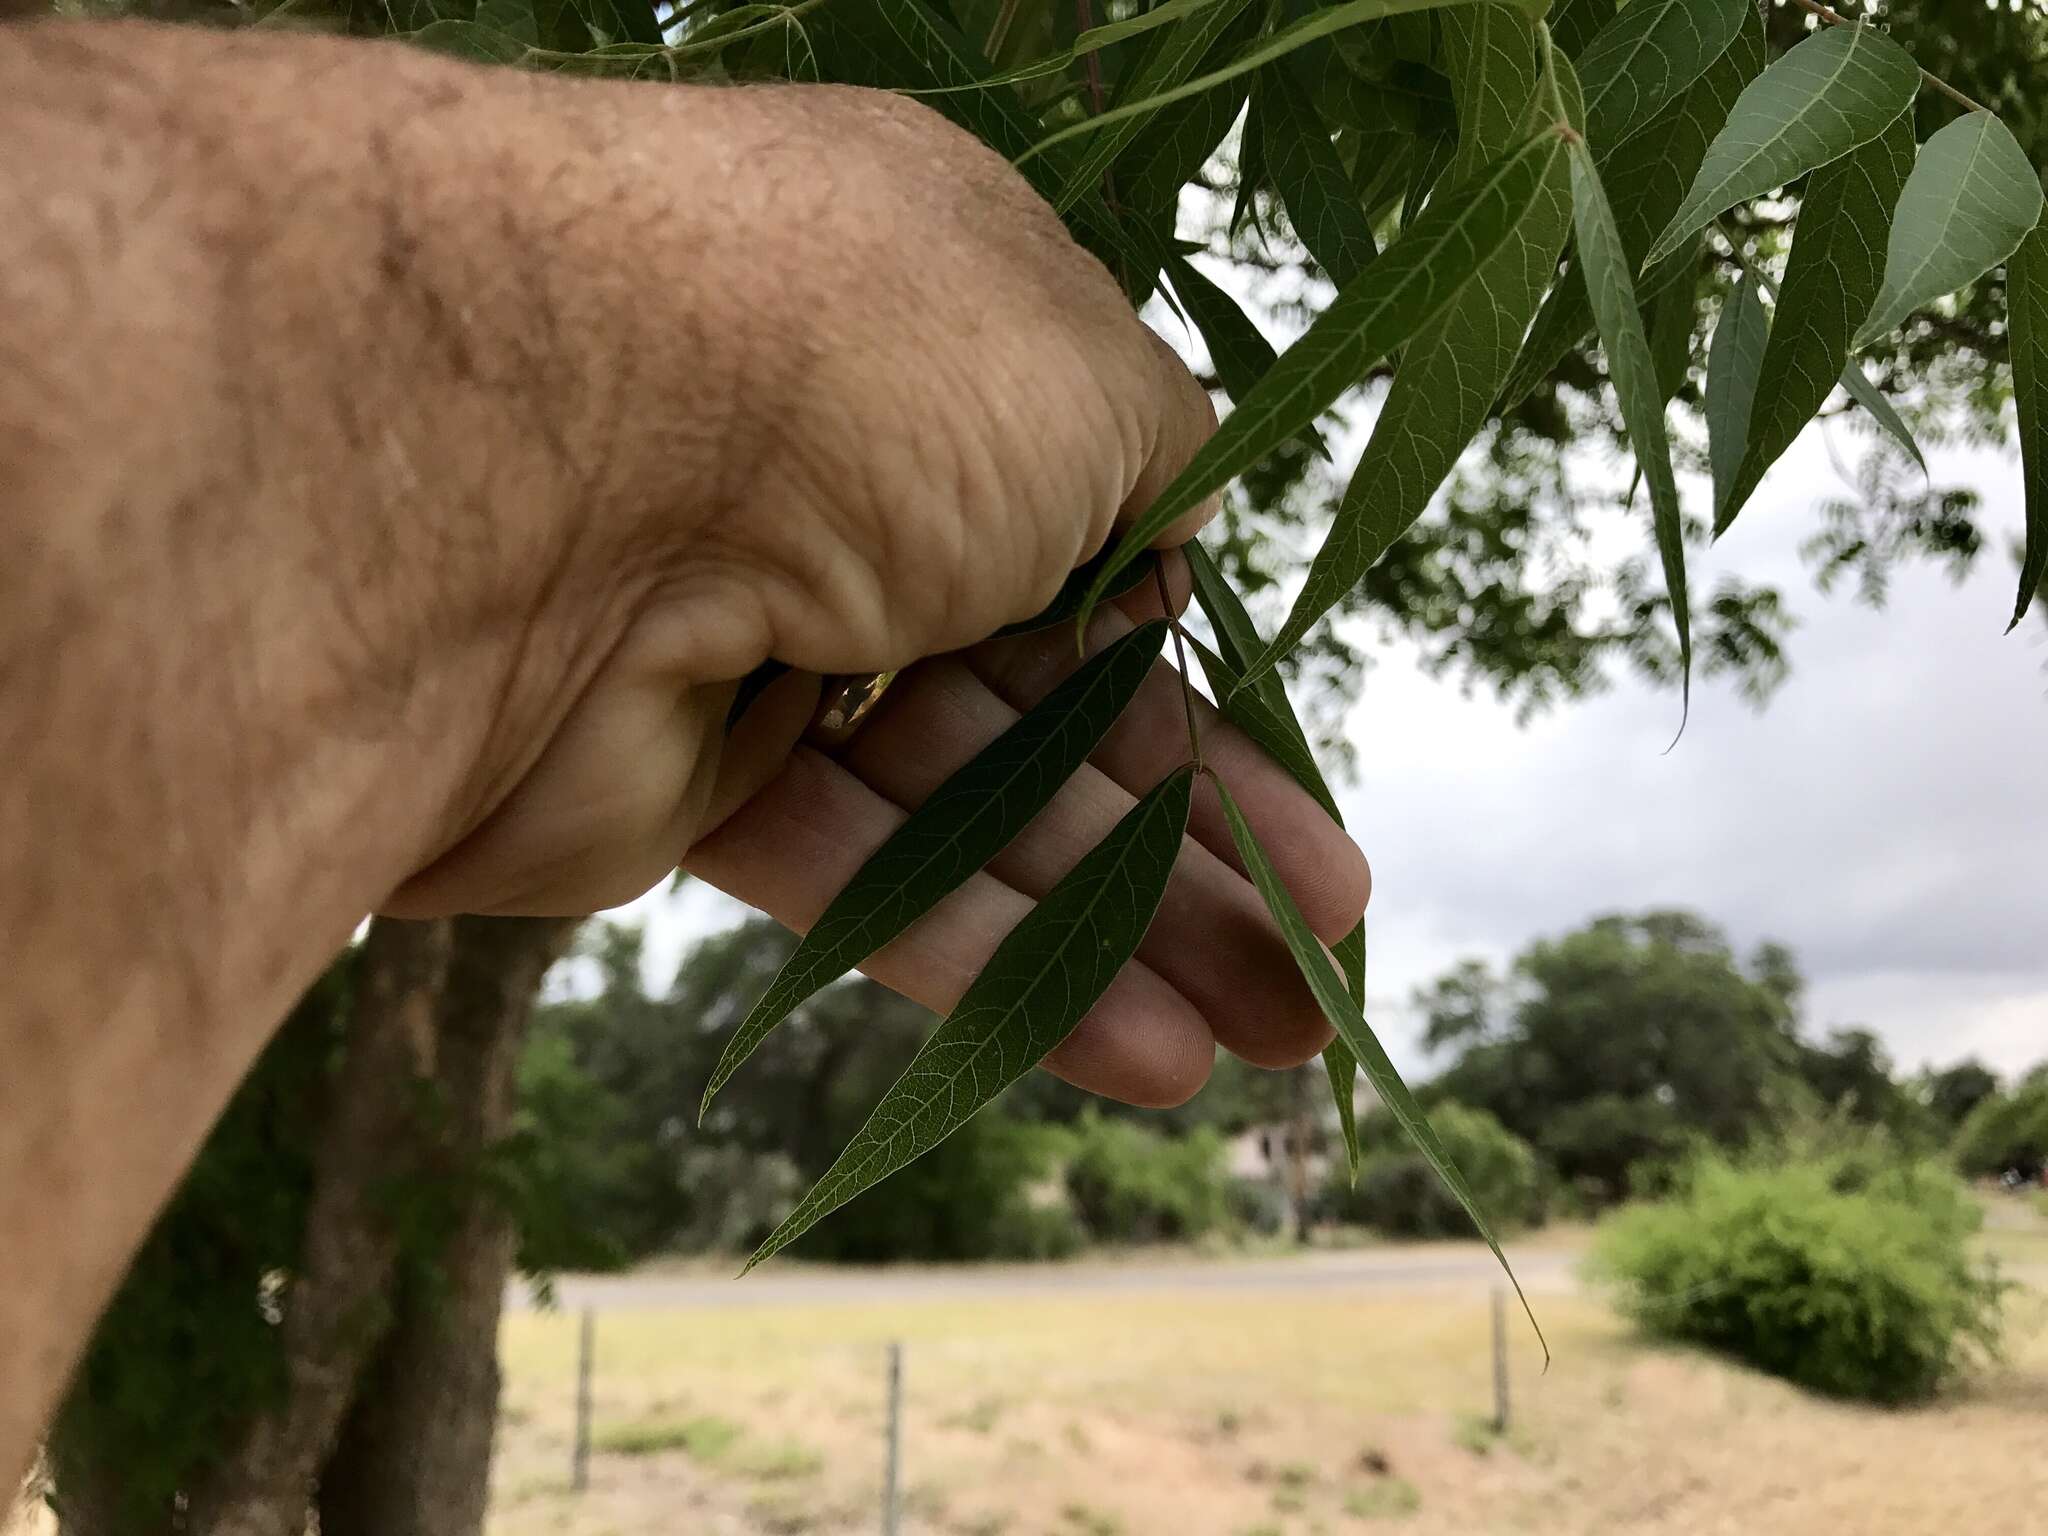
1321 1102 1545 1237
796 1114 1073 1263
1590 1151 2005 1402
1953 1083 2048 1179
1062 1113 1228 1243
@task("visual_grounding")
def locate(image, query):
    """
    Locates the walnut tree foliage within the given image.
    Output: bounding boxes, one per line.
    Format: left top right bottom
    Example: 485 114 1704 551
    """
101 0 2048 1320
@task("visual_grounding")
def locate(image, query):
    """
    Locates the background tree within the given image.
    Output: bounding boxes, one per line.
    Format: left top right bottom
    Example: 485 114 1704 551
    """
1421 911 1806 1203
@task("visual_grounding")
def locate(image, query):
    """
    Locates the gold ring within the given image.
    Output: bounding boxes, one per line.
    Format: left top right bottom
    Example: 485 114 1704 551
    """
806 670 897 747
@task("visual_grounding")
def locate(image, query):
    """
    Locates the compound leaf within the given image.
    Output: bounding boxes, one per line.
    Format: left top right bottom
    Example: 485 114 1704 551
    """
1719 108 1915 532
702 620 1169 1113
1646 22 1920 267
747 765 1196 1269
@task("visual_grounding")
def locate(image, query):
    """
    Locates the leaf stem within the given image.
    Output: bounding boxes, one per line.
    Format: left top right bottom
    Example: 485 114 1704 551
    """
1156 562 1205 770
985 0 1024 59
1782 0 1990 116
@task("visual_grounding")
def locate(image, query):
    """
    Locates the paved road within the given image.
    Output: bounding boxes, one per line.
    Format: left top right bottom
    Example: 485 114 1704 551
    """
517 1243 1585 1312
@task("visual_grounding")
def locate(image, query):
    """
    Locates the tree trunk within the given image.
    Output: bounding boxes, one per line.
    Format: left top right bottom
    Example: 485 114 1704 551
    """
316 917 577 1536
185 917 453 1536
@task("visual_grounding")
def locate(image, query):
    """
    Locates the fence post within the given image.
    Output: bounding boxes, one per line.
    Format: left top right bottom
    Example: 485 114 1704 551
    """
572 1305 595 1492
1490 1287 1510 1435
881 1340 904 1536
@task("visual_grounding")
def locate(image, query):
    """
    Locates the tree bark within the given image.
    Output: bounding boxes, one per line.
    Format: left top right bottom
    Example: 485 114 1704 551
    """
185 917 453 1536
316 917 578 1536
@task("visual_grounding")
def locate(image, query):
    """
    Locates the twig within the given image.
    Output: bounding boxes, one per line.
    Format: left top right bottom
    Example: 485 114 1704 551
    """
984 0 1023 60
1075 0 1119 211
1782 0 1991 116
1155 563 1205 770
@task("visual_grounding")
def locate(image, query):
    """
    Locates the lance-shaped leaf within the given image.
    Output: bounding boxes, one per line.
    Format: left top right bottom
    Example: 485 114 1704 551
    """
1645 22 1920 267
746 766 1197 1269
2011 220 2048 631
1724 235 1928 472
1326 926 1367 1182
1182 546 1363 1179
1240 38 1571 687
1706 270 1769 518
1547 0 1611 62
1573 137 1692 713
1079 125 1568 625
1643 239 1701 405
1718 109 1916 532
1213 776 1543 1352
700 621 1169 1113
1167 256 1329 459
1442 2 1541 185
1576 0 1746 152
990 550 1158 640
1836 360 1926 472
1497 7 1763 414
1264 56 1380 285
1857 111 2046 346
1041 0 1258 213
1027 0 1546 190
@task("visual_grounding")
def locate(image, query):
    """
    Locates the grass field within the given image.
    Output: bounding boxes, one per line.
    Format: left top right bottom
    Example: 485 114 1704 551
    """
486 1256 2048 1536
12 1220 2044 1536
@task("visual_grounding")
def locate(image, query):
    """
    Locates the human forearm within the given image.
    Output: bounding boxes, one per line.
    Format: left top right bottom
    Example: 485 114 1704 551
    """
0 20 755 1480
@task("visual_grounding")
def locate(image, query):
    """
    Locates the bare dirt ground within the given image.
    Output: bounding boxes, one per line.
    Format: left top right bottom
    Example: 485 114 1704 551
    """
485 1220 2048 1536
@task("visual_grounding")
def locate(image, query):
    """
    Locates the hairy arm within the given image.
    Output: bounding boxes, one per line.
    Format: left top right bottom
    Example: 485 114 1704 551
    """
0 17 1365 1488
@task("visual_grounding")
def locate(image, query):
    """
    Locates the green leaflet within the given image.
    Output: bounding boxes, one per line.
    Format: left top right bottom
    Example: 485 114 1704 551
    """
1723 235 1928 472
2011 221 2048 631
1645 22 1921 267
1644 239 1701 405
1166 255 1329 459
1706 271 1769 522
1496 6 1762 414
1545 0 1611 61
1327 925 1366 1184
1857 111 2046 346
1241 41 1571 689
1571 138 1691 715
1079 126 1568 628
989 550 1159 640
1263 57 1380 285
699 621 1169 1115
1182 545 1361 1177
746 765 1197 1270
1836 360 1926 472
1212 776 1541 1353
1166 254 1280 402
1718 110 1916 533
1041 0 1259 212
1027 0 1544 190
1442 3 1541 185
1576 0 1746 153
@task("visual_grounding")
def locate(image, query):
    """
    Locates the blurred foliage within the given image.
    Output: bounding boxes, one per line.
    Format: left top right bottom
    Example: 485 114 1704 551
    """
1591 1142 2005 1403
1952 1077 2048 1180
1061 1111 1230 1244
1318 1100 1545 1237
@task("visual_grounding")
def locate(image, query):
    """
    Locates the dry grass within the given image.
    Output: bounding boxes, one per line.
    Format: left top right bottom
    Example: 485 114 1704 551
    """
486 1273 2048 1536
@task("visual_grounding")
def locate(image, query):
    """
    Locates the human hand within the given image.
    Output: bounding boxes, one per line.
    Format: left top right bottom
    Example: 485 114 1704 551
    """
371 77 1369 1104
